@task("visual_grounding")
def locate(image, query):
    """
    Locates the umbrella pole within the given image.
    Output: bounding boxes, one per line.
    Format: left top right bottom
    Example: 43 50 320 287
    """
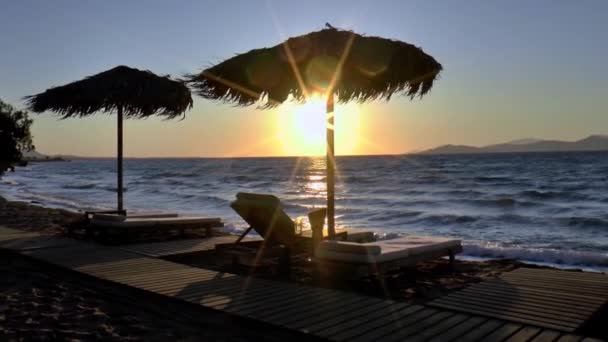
117 105 124 213
326 93 336 238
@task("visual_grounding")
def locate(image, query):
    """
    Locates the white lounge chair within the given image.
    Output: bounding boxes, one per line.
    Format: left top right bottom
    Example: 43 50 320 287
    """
87 213 223 241
315 235 462 278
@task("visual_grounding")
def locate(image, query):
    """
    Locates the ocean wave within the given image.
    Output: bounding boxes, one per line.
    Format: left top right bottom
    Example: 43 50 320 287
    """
493 198 516 206
414 213 478 225
192 194 231 206
444 190 485 197
62 183 96 190
564 217 608 229
102 186 128 193
341 176 376 184
474 176 513 182
220 175 258 183
0 179 18 185
366 210 423 222
520 190 587 201
15 191 97 211
463 197 542 208
157 171 200 178
463 241 608 268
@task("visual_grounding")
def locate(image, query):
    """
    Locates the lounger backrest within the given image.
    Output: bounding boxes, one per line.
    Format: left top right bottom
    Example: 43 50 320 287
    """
230 192 296 245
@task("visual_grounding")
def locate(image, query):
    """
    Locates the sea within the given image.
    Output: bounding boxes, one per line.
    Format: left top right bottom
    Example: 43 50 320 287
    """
1 152 608 272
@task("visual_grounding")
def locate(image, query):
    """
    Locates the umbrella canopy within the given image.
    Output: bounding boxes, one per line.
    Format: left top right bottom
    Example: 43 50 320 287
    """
25 65 193 212
187 26 442 236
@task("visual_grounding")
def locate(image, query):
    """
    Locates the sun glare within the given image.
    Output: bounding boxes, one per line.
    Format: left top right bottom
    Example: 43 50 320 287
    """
276 95 362 156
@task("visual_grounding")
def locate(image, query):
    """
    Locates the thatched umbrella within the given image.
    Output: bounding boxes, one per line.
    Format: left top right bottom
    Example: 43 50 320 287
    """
187 26 442 237
25 65 193 212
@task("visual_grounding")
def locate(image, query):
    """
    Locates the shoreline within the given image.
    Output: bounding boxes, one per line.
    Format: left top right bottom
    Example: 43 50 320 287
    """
1 194 605 340
1 190 606 273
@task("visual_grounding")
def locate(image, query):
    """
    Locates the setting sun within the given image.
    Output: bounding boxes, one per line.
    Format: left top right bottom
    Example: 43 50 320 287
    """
276 95 363 156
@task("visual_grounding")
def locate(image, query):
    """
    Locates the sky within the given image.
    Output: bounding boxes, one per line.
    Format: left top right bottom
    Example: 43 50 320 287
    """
1 1 607 157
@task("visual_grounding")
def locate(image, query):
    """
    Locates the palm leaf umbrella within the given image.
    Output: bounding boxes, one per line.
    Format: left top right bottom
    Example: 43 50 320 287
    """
25 65 193 212
187 26 442 237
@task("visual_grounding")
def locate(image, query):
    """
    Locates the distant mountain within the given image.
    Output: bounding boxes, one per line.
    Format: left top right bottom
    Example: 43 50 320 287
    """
21 149 48 159
506 138 542 145
419 135 608 155
21 149 73 161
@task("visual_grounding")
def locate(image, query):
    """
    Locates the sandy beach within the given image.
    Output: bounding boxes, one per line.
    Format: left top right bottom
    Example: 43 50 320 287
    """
0 195 595 340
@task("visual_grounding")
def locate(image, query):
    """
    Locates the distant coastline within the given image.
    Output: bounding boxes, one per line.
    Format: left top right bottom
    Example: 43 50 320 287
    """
418 135 608 155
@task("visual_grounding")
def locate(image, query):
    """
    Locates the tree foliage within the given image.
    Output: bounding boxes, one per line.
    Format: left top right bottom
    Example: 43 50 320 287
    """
0 99 34 170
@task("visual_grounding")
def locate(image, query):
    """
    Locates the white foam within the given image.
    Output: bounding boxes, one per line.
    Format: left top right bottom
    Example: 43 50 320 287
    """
463 240 608 271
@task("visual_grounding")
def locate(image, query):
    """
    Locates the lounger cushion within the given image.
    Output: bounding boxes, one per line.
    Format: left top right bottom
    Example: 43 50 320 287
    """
92 214 127 222
315 235 461 263
92 213 180 222
90 216 222 228
317 240 382 255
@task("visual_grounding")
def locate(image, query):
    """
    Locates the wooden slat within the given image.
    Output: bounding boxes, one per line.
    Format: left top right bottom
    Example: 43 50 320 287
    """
177 277 274 302
209 279 320 313
379 311 456 342
299 301 412 334
279 294 383 328
125 270 225 290
116 269 218 289
195 281 295 309
503 272 608 288
252 288 361 324
451 289 599 316
443 292 592 320
531 330 562 342
431 299 577 331
495 277 608 297
224 284 333 316
76 259 160 272
474 282 603 306
428 316 487 342
121 236 253 257
479 323 522 341
505 326 542 342
109 268 214 286
514 268 608 280
81 261 183 276
292 299 399 331
557 335 583 342
407 313 470 341
317 304 422 339
432 296 580 329
461 284 602 311
498 279 608 297
458 320 505 342
347 308 439 342
276 295 380 330
433 295 583 327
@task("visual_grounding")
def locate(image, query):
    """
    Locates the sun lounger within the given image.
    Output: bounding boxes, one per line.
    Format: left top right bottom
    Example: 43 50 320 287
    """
217 192 347 274
228 192 347 247
315 235 463 278
87 214 223 241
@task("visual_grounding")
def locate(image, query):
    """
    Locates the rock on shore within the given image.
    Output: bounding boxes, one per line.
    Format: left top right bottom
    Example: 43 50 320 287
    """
0 195 82 234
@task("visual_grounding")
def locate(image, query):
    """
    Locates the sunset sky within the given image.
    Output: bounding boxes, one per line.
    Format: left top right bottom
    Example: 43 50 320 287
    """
1 1 607 157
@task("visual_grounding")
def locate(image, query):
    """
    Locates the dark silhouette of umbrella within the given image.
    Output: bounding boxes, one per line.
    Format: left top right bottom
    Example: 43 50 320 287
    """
187 26 442 237
25 65 193 212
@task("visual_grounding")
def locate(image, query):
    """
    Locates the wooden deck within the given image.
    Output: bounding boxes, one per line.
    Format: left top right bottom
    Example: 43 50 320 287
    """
120 235 258 257
1 227 605 341
429 267 608 333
